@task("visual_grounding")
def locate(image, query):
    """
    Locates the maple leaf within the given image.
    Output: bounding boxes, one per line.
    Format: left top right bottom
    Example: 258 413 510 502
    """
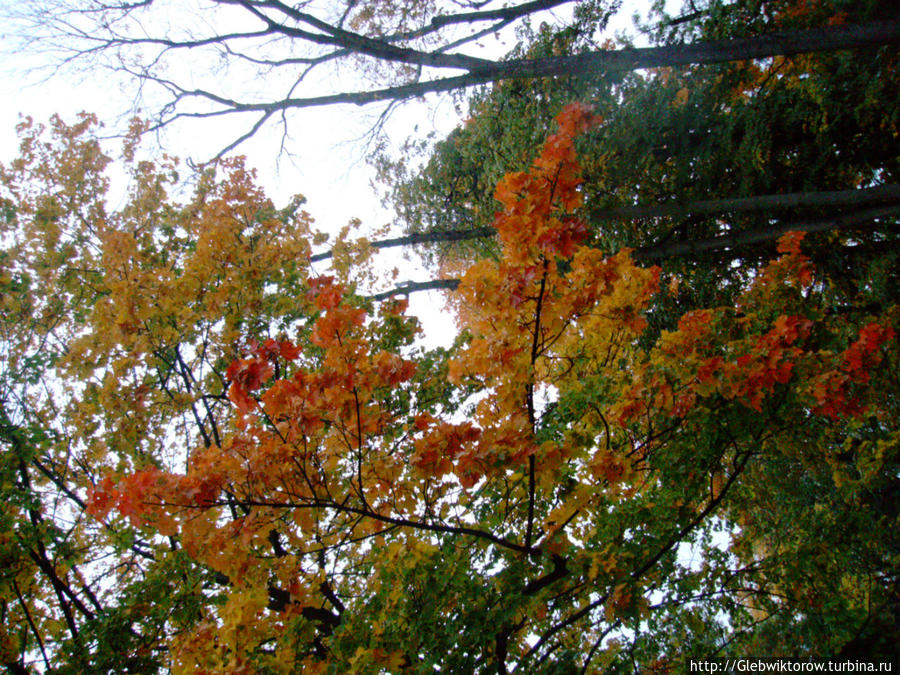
841 322 895 381
278 340 303 361
776 230 807 256
226 356 274 412
770 314 813 345
696 356 724 384
307 275 345 310
85 476 117 519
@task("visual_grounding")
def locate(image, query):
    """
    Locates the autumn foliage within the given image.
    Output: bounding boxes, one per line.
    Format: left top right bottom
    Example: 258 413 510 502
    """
58 104 898 671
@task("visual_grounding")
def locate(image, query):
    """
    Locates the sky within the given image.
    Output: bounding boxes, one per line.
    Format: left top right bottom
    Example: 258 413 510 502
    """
0 35 443 235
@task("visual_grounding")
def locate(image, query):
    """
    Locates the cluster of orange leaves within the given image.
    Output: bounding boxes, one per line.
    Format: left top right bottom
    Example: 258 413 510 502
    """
492 102 599 263
410 415 483 487
773 0 848 27
226 338 302 413
617 231 895 424
88 102 658 528
87 466 221 533
447 103 662 487
808 321 894 419
87 275 418 528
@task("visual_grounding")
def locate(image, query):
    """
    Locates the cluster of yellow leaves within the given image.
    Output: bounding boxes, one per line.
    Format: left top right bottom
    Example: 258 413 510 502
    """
86 270 429 670
4 114 382 672
38 147 321 473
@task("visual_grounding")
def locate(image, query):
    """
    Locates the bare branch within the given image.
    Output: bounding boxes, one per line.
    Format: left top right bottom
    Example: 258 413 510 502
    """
141 20 900 119
311 184 900 263
224 0 496 71
347 191 900 303
634 204 900 261
13 0 899 153
368 278 461 300
310 226 495 262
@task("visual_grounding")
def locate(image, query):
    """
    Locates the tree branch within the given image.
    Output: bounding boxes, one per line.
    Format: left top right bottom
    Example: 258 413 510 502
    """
592 183 900 222
634 204 900 261
165 20 900 116
309 227 495 263
314 186 900 302
28 5 899 151
367 278 461 300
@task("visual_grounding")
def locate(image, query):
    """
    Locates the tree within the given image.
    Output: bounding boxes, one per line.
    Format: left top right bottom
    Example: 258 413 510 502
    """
375 0 900 348
8 0 900 154
0 113 342 672
76 104 898 672
2 1 898 669
379 0 900 256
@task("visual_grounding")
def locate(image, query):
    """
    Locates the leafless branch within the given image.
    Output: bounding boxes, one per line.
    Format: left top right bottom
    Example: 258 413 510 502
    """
10 0 899 154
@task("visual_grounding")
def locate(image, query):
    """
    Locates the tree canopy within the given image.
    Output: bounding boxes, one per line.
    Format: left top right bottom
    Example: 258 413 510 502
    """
3 100 899 671
376 0 900 341
2 0 900 672
379 0 899 256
